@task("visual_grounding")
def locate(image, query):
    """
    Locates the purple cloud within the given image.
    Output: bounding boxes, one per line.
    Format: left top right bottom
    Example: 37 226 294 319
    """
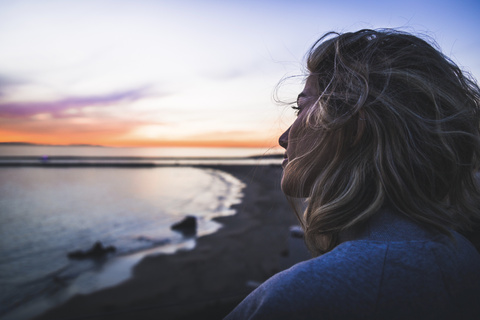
0 86 154 118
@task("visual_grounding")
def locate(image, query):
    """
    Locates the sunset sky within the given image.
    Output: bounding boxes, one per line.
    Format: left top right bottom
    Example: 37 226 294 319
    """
0 0 479 148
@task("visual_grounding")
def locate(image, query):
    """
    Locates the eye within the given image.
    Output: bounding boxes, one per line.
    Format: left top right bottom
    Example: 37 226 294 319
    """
291 105 301 116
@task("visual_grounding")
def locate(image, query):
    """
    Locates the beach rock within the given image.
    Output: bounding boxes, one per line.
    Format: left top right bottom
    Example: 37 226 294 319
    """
67 241 116 260
171 215 197 236
289 225 305 238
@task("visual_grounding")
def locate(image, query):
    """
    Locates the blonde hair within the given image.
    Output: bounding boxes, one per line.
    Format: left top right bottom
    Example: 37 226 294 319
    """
282 29 480 255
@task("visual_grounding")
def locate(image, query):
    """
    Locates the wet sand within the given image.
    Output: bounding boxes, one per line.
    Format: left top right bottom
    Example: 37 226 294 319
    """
33 164 311 320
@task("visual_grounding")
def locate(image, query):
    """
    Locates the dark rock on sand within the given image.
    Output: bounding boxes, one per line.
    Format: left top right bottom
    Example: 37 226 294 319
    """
171 215 197 236
289 225 304 238
68 241 116 260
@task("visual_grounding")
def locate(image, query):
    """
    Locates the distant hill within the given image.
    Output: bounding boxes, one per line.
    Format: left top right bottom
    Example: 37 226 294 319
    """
67 144 104 147
0 142 104 147
0 142 37 146
249 153 283 159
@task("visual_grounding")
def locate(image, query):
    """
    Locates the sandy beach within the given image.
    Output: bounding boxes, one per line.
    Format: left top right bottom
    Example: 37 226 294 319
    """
32 164 311 320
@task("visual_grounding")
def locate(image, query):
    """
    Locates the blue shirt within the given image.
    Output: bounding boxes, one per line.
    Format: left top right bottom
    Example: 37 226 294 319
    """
226 208 480 319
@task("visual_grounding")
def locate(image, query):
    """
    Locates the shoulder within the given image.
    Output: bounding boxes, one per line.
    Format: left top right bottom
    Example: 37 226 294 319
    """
423 232 480 295
373 232 480 319
226 241 389 319
267 240 389 299
226 235 480 319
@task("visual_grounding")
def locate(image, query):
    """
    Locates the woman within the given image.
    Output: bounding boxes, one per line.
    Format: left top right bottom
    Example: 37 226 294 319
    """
226 29 480 319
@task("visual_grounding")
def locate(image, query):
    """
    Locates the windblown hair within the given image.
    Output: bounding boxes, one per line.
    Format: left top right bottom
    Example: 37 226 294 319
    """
282 29 480 256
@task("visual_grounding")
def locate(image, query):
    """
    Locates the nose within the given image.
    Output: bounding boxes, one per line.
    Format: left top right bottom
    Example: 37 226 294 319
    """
278 127 290 149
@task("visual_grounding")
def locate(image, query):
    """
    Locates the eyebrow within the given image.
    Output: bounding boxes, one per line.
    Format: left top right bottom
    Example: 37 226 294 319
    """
297 92 308 104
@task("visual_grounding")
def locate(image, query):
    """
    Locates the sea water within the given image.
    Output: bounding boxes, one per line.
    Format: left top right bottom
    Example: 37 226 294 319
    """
0 165 245 318
0 145 279 158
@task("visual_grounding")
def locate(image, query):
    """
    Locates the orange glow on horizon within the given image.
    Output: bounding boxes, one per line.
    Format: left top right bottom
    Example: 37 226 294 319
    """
0 131 281 149
0 120 285 148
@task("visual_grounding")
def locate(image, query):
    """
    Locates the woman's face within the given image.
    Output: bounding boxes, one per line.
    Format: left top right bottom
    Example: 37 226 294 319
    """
279 77 322 197
279 77 319 169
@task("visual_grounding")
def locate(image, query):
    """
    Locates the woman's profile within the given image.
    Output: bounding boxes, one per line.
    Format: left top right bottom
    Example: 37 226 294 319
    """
226 29 480 319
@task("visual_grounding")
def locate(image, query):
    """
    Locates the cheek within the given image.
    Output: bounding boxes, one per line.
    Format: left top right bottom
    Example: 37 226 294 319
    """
281 152 322 198
289 125 318 157
282 131 333 198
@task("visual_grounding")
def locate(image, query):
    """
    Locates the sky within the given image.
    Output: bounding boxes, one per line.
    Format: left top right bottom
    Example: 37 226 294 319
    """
0 0 479 148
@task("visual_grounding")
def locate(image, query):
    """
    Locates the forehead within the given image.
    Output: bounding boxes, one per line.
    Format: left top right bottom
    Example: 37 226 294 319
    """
298 76 318 101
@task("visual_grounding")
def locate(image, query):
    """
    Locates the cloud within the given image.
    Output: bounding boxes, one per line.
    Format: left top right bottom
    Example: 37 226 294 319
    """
0 86 155 118
0 74 26 98
0 115 170 146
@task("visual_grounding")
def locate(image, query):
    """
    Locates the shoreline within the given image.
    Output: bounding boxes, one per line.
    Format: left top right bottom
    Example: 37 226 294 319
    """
24 164 310 320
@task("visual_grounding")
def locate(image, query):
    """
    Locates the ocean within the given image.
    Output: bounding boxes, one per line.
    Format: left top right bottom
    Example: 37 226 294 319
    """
0 146 281 319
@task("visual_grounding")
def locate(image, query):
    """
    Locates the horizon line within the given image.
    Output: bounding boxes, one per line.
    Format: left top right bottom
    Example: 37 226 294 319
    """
0 141 282 149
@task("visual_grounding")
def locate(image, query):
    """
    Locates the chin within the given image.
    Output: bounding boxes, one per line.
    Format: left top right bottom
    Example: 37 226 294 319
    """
281 174 303 198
